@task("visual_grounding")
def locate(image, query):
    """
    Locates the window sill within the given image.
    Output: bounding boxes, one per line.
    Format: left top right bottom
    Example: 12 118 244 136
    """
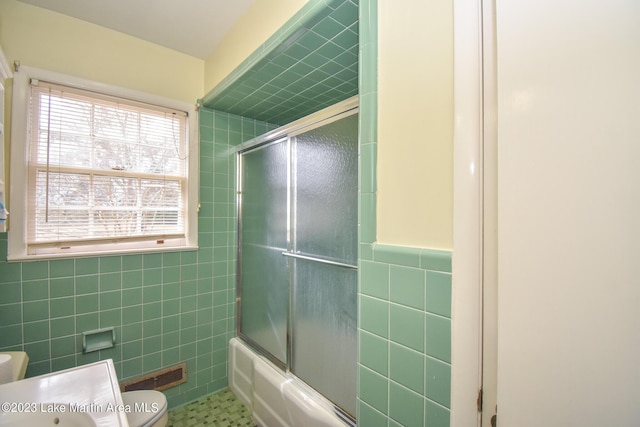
6 245 199 262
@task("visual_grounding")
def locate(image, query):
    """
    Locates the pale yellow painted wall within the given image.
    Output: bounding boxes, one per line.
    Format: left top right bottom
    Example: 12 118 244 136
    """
377 0 454 249
0 0 204 103
204 0 308 94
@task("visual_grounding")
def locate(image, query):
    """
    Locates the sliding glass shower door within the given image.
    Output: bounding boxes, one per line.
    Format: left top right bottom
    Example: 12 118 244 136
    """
237 106 358 419
289 113 358 417
237 139 289 364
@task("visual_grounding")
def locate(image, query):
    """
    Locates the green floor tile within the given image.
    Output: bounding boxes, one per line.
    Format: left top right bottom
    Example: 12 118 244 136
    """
167 388 254 427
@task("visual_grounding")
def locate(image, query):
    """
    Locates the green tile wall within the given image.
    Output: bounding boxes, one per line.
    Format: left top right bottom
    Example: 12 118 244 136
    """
358 245 452 427
0 108 274 410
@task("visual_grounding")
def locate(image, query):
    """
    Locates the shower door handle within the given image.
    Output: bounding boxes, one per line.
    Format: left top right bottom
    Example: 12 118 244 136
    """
281 251 357 269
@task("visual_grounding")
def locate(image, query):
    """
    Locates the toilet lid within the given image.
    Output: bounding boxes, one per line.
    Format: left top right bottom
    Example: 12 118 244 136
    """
121 390 167 427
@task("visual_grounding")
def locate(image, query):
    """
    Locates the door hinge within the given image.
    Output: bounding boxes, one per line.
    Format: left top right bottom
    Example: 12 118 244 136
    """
477 388 483 412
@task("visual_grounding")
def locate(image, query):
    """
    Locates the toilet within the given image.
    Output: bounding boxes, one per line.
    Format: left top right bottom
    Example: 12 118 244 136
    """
121 390 168 427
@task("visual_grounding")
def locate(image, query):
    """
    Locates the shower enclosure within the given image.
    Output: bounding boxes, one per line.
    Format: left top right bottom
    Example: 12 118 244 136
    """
236 99 358 421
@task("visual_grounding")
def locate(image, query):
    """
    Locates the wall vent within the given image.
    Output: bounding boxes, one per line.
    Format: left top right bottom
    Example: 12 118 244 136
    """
120 362 187 392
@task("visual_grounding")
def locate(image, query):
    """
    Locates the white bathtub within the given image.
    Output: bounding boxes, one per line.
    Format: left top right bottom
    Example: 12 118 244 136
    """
228 337 352 427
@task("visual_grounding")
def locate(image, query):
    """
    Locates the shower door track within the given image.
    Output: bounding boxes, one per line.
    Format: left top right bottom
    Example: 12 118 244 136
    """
231 97 358 155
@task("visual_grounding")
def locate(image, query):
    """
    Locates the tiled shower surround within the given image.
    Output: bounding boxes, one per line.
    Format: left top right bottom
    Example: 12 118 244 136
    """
0 109 276 409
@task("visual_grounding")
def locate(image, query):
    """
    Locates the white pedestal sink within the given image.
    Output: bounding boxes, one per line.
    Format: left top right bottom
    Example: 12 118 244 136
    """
0 359 129 426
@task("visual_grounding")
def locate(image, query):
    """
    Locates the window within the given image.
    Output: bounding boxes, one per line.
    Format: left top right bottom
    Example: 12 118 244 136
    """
8 67 198 259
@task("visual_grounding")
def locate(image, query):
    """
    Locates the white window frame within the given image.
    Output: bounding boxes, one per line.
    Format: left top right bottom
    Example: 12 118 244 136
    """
0 46 12 234
8 66 199 260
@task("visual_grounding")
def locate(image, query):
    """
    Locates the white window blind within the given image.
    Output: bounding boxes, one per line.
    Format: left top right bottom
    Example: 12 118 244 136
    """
26 80 189 253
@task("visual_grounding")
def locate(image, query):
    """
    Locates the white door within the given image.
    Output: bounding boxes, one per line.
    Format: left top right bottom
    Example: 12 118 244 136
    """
495 0 640 426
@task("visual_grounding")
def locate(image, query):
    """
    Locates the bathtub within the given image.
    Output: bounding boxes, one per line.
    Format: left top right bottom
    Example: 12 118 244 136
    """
228 337 353 427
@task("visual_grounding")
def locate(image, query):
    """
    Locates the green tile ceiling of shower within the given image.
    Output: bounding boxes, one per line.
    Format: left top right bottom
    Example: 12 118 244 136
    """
200 0 359 126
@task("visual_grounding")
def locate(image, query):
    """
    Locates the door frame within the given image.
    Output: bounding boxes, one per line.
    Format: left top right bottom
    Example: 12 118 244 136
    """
451 0 496 425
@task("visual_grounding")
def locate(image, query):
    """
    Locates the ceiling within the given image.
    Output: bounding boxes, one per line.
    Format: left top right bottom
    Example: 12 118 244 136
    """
16 0 255 58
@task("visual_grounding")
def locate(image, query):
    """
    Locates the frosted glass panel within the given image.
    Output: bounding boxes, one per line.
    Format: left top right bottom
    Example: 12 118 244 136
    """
291 258 357 417
293 114 358 264
239 141 288 364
